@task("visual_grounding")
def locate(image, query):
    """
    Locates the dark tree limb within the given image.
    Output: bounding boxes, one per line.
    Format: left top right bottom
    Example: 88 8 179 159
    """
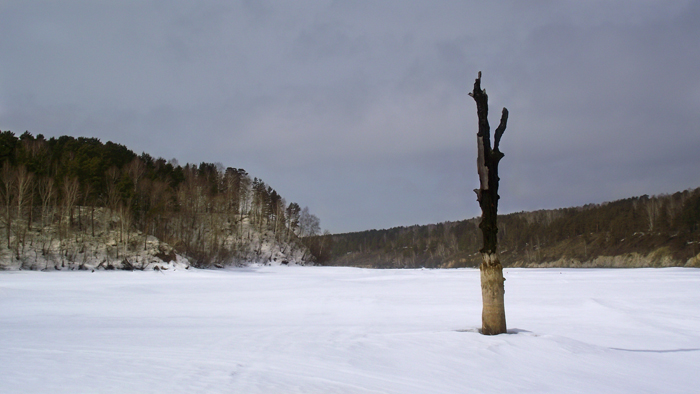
470 71 508 335
493 108 508 153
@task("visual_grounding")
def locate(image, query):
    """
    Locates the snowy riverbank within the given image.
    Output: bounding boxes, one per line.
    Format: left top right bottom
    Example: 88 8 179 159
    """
2 267 699 393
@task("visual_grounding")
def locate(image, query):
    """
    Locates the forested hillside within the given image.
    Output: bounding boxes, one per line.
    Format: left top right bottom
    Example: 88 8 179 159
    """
0 130 321 270
4 129 698 271
314 188 700 268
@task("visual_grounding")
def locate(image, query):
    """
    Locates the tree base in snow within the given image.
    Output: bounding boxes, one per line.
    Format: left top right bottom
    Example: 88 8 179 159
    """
480 253 506 335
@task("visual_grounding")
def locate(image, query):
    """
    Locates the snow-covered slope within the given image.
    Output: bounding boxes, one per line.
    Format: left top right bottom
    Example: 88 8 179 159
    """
1 267 698 393
0 229 192 271
0 212 311 271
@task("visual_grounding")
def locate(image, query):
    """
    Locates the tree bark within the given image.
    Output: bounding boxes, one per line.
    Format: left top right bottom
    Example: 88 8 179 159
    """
469 72 508 335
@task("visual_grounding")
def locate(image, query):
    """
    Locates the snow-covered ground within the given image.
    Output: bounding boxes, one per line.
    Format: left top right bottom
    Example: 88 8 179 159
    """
1 267 698 393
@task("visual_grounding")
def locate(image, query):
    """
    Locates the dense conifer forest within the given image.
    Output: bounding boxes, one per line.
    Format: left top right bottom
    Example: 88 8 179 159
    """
0 130 320 269
313 188 700 268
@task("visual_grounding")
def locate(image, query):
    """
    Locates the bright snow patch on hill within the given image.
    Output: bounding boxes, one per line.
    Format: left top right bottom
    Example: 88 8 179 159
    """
1 267 699 393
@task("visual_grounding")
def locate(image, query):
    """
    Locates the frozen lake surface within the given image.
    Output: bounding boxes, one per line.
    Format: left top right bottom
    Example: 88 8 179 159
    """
1 267 699 393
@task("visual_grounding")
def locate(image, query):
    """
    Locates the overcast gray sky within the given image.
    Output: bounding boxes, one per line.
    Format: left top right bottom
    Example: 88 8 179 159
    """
1 1 699 233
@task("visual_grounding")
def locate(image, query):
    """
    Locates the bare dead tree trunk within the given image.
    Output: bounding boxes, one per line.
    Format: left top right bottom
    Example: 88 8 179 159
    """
469 72 508 335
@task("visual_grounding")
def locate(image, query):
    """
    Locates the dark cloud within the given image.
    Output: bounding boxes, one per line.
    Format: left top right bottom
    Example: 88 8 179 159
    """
1 1 698 233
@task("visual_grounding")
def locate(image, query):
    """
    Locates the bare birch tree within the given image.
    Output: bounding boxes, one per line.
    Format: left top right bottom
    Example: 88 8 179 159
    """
1 163 16 249
37 176 55 257
14 165 34 258
62 177 80 228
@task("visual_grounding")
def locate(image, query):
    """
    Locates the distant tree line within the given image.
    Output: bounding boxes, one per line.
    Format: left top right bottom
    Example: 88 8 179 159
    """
313 188 700 268
0 130 321 267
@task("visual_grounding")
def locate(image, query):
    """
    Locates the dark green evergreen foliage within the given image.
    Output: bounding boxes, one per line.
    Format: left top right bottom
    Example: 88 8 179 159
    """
0 131 20 163
682 193 700 233
0 130 306 266
316 188 700 268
